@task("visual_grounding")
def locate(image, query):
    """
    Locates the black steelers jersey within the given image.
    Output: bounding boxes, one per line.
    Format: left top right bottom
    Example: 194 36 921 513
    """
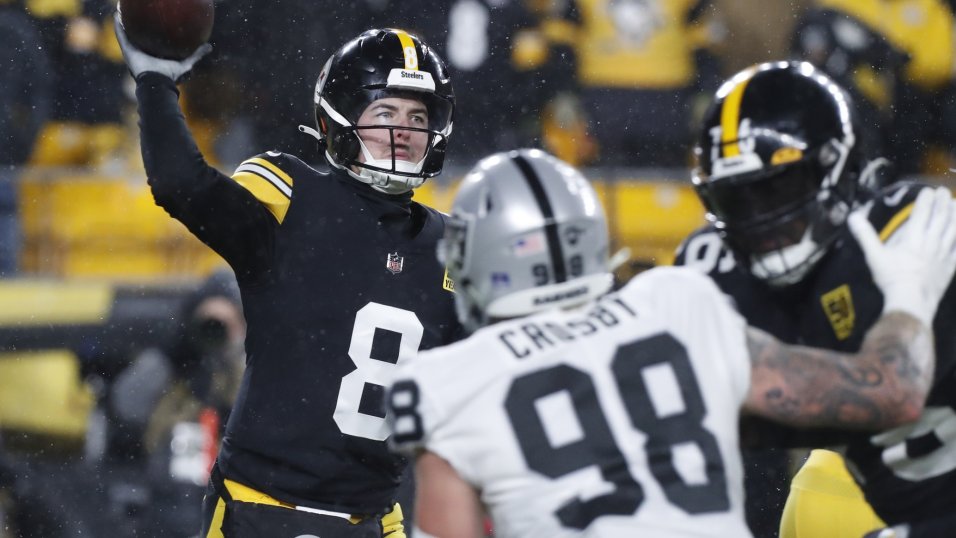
674 181 956 525
136 73 462 514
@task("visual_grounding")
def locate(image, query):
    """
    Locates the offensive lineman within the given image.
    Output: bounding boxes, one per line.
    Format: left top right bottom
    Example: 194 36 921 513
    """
385 148 956 537
676 60 956 538
114 17 462 538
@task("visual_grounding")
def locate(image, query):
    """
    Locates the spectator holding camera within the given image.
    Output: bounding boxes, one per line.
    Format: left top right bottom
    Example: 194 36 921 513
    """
105 269 245 536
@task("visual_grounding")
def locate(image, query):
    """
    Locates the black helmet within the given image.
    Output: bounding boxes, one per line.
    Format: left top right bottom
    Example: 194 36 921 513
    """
693 61 862 286
307 28 455 193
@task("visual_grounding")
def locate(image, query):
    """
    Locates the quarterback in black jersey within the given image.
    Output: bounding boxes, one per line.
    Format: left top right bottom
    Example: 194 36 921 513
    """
115 19 462 538
675 61 956 538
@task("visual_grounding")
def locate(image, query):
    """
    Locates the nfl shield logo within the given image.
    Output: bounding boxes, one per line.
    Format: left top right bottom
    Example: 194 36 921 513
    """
386 252 404 274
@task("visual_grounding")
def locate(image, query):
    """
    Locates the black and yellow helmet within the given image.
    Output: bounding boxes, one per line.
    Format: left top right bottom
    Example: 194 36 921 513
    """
308 28 455 192
693 61 862 286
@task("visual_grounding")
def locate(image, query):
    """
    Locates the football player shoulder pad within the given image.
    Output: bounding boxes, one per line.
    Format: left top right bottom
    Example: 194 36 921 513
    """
231 151 317 223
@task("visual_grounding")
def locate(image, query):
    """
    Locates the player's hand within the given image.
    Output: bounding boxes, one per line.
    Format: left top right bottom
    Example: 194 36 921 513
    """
849 186 956 326
113 9 211 81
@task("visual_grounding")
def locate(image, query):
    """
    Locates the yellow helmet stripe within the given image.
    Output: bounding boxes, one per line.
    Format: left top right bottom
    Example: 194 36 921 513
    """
879 202 914 242
719 70 757 158
394 30 419 70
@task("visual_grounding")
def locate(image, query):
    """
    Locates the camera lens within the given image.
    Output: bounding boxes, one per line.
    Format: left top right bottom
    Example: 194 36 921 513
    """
192 317 228 349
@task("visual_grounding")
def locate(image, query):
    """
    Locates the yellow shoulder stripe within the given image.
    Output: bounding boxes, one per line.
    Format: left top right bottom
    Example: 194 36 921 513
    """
246 158 294 189
231 156 295 224
232 172 291 223
879 202 914 242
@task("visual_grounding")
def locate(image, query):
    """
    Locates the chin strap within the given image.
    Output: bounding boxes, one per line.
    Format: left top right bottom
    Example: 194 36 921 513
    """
298 124 426 195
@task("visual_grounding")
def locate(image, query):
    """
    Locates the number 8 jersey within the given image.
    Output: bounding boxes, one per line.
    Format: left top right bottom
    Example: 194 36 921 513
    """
388 267 755 537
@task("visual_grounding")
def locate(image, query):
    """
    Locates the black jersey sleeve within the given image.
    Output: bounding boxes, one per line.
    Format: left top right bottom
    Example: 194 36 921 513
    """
134 73 276 281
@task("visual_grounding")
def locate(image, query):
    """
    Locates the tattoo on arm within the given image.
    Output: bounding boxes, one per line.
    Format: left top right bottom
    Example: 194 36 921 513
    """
744 312 934 430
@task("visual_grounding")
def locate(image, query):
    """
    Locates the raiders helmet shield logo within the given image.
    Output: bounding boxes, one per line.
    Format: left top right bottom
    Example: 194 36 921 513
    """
386 252 404 274
821 284 855 340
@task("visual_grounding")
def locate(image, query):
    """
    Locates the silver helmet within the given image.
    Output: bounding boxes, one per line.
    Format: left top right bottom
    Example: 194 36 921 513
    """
439 149 613 332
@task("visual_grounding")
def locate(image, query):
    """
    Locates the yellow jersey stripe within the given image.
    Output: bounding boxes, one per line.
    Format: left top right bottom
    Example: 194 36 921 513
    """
395 30 419 70
222 478 364 524
224 478 295 508
879 202 914 242
234 162 292 198
246 158 294 189
0 281 112 325
719 71 756 158
233 172 292 224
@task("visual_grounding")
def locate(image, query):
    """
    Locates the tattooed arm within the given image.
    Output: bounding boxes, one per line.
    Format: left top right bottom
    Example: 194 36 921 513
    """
743 312 934 430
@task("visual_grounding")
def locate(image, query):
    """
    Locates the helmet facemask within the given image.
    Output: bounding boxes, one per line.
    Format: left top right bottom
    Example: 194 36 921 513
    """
319 88 453 194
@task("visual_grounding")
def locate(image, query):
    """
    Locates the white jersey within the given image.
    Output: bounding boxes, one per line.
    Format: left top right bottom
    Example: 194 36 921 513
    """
388 267 754 537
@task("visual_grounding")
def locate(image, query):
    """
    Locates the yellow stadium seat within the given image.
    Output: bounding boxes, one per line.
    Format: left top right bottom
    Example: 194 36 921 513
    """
19 172 225 279
0 351 94 439
609 180 706 267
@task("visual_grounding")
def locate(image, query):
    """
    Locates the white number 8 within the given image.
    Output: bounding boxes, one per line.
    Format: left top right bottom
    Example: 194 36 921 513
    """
404 46 419 70
334 302 424 441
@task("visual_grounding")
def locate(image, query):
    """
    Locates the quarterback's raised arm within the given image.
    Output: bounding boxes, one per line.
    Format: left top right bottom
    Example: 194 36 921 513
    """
745 186 956 430
114 11 277 277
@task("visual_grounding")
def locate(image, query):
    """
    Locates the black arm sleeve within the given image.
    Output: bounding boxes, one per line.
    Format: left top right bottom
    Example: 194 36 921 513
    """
134 72 275 281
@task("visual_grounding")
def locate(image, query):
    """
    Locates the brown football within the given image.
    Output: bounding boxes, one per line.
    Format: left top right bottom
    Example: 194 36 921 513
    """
119 0 214 60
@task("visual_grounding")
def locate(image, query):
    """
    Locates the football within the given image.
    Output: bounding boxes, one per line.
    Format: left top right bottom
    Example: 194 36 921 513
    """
119 0 214 60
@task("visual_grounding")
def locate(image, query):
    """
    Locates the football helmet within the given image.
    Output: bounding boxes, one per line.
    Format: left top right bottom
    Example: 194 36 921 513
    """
303 28 455 194
439 149 613 332
693 61 862 286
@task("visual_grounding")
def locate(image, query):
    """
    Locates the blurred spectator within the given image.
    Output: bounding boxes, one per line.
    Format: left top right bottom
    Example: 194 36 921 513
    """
99 269 245 536
230 2 372 163
791 0 956 175
0 0 51 277
526 0 725 167
429 0 544 165
791 5 907 162
227 1 547 169
178 0 257 168
27 0 128 169
710 0 810 74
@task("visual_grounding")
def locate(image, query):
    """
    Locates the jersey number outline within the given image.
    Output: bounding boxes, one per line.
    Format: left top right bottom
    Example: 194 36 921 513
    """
334 302 424 441
505 333 730 529
871 405 956 481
